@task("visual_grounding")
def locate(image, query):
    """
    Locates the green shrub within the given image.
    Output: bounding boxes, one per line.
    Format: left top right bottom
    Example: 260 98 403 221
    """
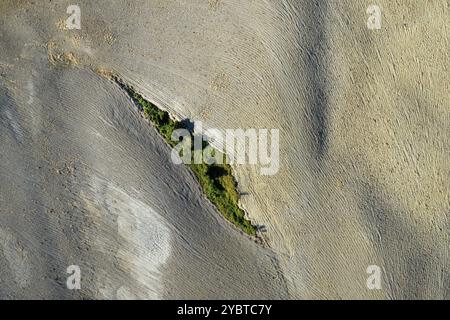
125 85 257 236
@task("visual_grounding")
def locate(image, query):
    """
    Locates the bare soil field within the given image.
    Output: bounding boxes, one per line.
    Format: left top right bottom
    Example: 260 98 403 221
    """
0 0 447 299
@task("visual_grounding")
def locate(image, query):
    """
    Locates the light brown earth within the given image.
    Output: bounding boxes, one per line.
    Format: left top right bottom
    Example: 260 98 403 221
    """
0 0 448 299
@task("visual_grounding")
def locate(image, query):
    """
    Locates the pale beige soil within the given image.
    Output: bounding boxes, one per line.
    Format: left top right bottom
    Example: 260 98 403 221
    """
0 0 447 299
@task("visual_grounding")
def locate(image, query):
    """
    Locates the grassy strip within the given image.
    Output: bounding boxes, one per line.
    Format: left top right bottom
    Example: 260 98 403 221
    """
121 83 257 236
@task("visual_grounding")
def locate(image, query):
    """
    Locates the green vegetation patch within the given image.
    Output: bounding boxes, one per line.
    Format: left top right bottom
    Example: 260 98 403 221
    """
122 83 257 236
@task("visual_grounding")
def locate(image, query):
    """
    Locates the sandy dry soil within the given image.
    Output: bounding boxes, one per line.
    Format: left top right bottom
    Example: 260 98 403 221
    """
0 0 448 299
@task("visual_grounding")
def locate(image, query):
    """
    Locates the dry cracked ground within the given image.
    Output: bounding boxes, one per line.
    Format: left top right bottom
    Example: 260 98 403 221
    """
0 0 448 299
